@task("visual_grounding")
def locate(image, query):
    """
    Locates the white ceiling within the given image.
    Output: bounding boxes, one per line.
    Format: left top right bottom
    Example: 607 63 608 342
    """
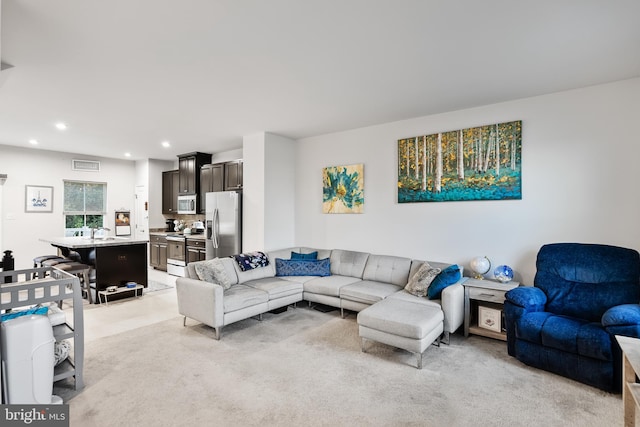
1 0 639 161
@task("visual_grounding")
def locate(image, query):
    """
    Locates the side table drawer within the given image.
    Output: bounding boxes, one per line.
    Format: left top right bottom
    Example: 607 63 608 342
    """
468 287 507 303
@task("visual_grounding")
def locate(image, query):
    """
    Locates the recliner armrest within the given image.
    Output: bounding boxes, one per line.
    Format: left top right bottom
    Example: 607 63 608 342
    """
602 304 640 338
505 286 546 312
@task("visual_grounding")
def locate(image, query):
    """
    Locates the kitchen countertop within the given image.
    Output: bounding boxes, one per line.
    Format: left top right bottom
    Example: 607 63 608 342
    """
149 231 205 240
40 236 149 249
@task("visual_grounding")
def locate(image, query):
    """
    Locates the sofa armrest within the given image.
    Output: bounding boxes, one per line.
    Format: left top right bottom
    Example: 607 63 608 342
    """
602 304 640 338
176 277 224 328
440 282 464 334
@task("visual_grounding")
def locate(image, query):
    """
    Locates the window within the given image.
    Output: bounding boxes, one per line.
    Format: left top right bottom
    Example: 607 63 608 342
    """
63 181 107 236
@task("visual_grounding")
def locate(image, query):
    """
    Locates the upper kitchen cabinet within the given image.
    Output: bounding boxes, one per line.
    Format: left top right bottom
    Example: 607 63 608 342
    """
178 152 212 195
162 170 179 214
199 163 224 213
224 160 243 191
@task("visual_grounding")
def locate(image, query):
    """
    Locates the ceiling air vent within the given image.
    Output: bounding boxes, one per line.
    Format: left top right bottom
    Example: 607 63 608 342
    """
72 159 100 172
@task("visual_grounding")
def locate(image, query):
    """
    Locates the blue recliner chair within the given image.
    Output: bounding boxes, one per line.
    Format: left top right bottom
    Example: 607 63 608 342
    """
504 243 640 392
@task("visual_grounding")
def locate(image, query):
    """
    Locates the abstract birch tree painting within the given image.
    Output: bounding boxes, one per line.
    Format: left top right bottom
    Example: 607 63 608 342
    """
323 164 364 213
397 120 521 203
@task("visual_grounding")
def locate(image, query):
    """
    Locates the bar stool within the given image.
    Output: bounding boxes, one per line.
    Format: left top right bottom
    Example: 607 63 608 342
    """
33 255 64 268
33 255 68 278
54 262 93 304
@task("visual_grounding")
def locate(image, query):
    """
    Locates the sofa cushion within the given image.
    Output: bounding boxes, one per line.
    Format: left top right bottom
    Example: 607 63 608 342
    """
358 297 444 340
330 249 369 278
362 255 412 286
223 284 269 313
340 280 402 305
405 262 441 297
304 275 362 297
427 264 462 300
193 258 233 290
244 277 303 300
291 251 318 260
300 247 332 260
387 290 443 308
187 258 239 285
515 312 612 361
275 258 331 277
234 260 276 284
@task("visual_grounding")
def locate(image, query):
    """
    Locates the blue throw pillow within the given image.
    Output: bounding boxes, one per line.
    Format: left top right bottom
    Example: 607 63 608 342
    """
427 265 461 299
291 251 318 260
276 258 331 277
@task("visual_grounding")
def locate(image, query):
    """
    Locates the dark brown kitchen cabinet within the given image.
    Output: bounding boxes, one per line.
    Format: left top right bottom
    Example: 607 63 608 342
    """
186 238 207 263
199 163 224 213
178 152 212 195
149 235 168 271
162 170 179 214
224 160 243 190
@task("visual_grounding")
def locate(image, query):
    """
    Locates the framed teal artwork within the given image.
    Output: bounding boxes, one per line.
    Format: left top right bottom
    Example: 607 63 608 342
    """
398 120 522 203
323 164 364 213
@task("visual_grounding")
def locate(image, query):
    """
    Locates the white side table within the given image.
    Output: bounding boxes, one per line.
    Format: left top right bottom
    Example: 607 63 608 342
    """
98 284 144 305
463 278 519 341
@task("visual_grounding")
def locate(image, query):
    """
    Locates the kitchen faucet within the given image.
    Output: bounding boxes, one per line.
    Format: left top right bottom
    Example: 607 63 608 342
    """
90 227 111 239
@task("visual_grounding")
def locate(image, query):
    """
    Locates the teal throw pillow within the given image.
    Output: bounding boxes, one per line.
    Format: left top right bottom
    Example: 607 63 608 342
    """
427 265 461 299
276 258 330 276
291 251 318 260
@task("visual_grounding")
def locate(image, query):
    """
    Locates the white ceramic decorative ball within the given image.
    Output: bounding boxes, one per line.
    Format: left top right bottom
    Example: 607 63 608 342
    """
470 256 491 279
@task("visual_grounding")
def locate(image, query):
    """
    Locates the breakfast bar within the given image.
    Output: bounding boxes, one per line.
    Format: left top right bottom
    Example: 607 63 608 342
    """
40 236 149 303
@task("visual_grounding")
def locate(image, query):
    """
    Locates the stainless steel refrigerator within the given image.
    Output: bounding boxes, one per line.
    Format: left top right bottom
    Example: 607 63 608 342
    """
205 191 242 259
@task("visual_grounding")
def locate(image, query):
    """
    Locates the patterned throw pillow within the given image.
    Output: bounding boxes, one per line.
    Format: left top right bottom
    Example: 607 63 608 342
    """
194 258 232 290
54 340 71 366
405 262 441 297
275 258 331 277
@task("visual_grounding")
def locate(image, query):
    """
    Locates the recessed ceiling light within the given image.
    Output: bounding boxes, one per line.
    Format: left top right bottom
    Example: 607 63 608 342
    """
55 122 67 130
29 139 39 145
124 152 131 157
161 141 171 148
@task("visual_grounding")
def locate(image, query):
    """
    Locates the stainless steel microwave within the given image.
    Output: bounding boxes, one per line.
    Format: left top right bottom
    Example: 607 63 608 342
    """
177 194 197 214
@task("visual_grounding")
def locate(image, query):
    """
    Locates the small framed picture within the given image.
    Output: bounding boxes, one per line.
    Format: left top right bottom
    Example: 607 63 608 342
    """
478 305 502 333
115 210 131 236
25 185 54 213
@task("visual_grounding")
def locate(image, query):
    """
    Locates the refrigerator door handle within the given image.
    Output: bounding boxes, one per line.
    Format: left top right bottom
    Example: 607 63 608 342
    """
213 208 220 248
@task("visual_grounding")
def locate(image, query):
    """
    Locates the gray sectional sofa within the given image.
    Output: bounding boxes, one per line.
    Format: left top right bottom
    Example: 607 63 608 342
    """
176 247 466 353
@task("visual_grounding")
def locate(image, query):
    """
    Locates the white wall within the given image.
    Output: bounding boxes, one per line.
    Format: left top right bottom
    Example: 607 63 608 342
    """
263 133 295 251
212 148 243 164
148 159 174 228
242 132 295 252
243 133 266 251
0 145 137 269
295 78 640 284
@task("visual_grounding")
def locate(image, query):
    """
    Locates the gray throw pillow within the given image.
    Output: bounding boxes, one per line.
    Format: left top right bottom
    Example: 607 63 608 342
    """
405 262 441 297
194 258 232 290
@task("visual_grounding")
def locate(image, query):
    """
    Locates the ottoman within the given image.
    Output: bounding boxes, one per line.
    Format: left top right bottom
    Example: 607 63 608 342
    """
357 297 444 369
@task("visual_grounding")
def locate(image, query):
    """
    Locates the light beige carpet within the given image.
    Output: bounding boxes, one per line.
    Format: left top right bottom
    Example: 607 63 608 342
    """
55 306 621 426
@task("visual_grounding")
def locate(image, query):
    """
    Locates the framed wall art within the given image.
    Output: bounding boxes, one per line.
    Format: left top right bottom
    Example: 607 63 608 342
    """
25 185 53 212
397 120 522 203
322 164 364 214
115 210 131 236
